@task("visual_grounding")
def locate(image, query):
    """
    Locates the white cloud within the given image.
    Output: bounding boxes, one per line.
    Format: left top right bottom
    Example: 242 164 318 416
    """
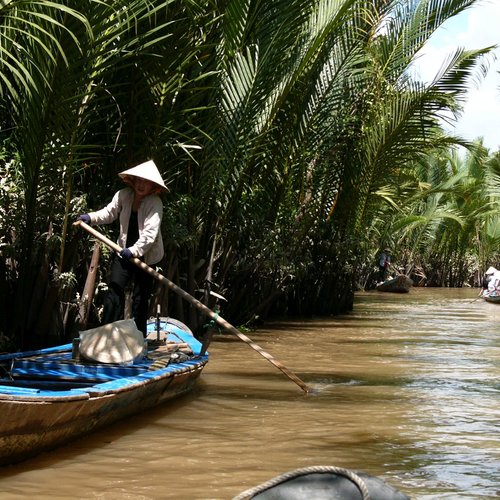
414 0 500 151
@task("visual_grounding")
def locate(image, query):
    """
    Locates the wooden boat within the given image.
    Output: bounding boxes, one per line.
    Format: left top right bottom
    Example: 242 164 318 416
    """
482 268 500 303
234 465 409 499
376 274 413 293
483 293 500 304
0 317 208 466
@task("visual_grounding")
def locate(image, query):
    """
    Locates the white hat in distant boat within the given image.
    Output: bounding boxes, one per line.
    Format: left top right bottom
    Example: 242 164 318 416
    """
485 266 497 275
119 160 168 191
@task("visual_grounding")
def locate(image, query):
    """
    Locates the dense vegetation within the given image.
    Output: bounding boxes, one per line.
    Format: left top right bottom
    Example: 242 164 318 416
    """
1 0 499 350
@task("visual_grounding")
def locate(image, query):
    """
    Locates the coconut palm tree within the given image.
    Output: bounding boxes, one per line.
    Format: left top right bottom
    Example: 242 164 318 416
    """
197 0 492 316
0 0 220 345
0 0 495 347
363 141 500 287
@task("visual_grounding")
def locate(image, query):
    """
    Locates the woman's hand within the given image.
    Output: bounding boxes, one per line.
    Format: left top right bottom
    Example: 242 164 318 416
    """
77 214 91 224
120 248 133 260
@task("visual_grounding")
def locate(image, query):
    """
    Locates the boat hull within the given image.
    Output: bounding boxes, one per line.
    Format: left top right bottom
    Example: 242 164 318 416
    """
234 466 409 500
483 294 500 303
376 274 413 293
0 318 207 466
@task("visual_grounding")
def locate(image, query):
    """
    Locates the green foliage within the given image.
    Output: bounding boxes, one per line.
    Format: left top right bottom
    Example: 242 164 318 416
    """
0 0 497 348
363 143 500 287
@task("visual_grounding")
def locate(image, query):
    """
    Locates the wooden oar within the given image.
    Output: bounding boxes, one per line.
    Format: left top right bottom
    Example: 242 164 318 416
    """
74 221 311 394
388 263 404 276
469 291 484 303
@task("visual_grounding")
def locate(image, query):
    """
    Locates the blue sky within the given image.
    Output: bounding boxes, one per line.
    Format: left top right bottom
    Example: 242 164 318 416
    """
414 0 500 151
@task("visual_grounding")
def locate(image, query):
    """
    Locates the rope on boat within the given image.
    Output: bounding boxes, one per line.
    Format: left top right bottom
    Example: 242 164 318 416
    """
147 345 194 370
232 465 371 500
148 357 171 370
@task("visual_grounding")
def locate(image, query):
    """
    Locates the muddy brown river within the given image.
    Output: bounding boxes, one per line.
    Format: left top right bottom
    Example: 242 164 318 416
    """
0 287 498 499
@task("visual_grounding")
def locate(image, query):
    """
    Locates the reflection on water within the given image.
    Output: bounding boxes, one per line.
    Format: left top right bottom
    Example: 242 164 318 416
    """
0 288 498 499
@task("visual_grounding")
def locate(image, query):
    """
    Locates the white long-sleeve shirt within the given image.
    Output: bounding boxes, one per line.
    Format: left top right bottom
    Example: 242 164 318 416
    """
487 270 500 295
88 187 164 265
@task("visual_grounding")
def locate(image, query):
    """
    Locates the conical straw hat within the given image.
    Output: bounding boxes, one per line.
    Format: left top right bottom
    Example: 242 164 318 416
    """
119 160 168 191
79 319 145 364
485 266 498 275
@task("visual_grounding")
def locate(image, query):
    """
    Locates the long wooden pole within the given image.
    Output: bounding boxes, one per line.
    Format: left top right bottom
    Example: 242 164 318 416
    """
75 221 311 394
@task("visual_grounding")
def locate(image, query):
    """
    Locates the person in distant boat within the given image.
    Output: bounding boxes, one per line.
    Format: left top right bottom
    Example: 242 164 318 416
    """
378 248 391 282
76 160 167 336
483 266 500 297
481 266 497 294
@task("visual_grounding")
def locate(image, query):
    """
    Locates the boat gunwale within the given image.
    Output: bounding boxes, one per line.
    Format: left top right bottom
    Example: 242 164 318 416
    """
0 355 207 402
483 292 500 303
